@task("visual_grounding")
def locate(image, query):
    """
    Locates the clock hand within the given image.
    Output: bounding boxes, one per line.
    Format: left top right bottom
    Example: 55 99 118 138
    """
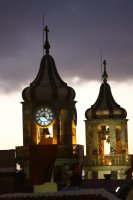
40 112 47 119
43 114 48 119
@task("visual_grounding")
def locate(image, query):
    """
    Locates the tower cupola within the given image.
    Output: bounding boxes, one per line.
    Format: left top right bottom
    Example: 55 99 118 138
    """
85 60 127 119
22 26 75 102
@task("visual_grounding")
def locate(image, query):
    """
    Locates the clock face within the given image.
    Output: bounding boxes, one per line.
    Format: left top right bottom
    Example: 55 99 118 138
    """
34 107 54 127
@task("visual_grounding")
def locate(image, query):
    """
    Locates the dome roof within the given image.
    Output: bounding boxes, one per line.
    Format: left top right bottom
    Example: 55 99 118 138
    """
22 26 75 102
85 60 127 120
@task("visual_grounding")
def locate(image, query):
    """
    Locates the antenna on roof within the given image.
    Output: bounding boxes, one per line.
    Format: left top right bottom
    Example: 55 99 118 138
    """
100 50 103 82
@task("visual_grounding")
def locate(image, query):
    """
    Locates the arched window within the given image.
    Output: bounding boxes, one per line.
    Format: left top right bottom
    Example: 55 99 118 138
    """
116 126 122 154
97 124 110 155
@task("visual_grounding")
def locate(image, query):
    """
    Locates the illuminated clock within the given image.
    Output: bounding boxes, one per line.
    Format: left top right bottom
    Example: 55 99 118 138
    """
34 107 54 127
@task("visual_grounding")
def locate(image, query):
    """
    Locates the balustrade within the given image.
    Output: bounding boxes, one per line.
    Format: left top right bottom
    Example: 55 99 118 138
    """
86 154 131 166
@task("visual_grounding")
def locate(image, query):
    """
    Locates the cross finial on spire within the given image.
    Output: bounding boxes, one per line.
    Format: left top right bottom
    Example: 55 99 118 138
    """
45 26 49 40
44 26 50 54
102 59 108 83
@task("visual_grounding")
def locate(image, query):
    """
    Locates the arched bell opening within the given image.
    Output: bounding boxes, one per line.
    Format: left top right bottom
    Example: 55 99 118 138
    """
60 109 68 144
59 108 76 145
37 121 56 145
72 119 76 144
116 125 122 154
97 124 110 155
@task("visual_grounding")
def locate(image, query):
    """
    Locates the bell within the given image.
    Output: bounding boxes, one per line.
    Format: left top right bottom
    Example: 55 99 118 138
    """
102 133 106 140
42 128 51 138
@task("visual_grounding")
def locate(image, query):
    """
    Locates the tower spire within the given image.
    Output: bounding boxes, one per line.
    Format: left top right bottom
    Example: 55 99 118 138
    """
44 26 50 55
102 60 108 83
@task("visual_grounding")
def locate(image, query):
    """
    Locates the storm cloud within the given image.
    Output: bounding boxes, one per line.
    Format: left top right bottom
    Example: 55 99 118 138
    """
0 0 133 93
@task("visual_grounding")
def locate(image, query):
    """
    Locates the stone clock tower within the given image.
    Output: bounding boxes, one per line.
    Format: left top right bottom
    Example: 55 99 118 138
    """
16 27 82 191
21 26 76 151
84 60 132 180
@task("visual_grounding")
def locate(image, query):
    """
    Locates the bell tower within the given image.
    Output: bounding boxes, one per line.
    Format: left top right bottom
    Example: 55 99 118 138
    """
16 27 82 191
84 60 132 180
21 26 76 150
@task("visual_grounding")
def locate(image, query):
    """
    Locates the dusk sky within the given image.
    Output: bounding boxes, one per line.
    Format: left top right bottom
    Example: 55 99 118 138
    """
0 0 133 153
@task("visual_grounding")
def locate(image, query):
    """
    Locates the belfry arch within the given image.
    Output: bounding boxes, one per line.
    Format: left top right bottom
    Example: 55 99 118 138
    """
115 125 122 154
97 124 110 155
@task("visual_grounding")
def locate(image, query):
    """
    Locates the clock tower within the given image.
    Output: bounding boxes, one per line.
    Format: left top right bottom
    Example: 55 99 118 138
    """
21 26 76 149
16 27 82 191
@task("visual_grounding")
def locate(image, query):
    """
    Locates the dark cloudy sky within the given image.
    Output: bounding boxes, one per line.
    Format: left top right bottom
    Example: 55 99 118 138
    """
0 0 133 93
